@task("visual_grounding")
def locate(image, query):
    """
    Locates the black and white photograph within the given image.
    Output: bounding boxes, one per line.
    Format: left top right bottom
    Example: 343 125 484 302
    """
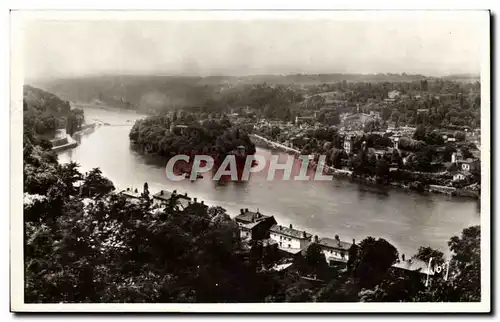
9 10 490 313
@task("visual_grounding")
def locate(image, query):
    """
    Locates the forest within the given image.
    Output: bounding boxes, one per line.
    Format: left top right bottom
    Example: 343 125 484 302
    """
129 112 256 159
23 85 84 137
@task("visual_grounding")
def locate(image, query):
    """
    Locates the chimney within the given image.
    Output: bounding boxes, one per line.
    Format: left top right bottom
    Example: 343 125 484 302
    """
303 231 307 238
289 224 293 229
201 201 204 205
314 235 319 243
335 234 340 242
245 208 248 212
160 190 163 195
240 209 244 214
402 254 405 261
352 238 355 245
134 188 138 193
127 187 130 191
173 190 177 194
194 197 197 203
184 192 188 197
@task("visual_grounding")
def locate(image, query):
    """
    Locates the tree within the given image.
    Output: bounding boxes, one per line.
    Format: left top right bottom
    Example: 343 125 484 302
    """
447 225 480 302
364 119 380 133
81 168 115 198
454 131 466 141
413 125 427 141
59 162 84 197
390 149 402 167
351 237 399 289
295 243 327 279
413 246 445 266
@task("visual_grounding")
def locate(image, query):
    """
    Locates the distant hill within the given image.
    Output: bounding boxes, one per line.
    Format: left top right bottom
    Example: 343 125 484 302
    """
31 72 477 114
440 74 480 83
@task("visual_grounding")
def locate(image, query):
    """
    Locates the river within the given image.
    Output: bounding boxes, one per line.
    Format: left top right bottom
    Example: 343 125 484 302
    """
58 106 480 258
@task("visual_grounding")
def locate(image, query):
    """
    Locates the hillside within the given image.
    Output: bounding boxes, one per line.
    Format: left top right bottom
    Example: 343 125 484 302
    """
23 85 84 137
30 73 437 110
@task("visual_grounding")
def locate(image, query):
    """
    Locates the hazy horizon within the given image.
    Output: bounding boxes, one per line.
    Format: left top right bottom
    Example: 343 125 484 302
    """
22 13 485 81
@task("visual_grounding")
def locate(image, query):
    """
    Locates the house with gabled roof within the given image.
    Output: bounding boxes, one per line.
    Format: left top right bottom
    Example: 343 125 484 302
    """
316 236 354 264
235 208 277 241
269 224 312 254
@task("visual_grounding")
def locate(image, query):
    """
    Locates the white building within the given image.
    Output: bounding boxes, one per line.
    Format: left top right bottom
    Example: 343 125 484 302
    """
118 188 143 204
316 236 354 265
269 224 312 254
343 136 354 154
453 172 467 181
388 90 401 99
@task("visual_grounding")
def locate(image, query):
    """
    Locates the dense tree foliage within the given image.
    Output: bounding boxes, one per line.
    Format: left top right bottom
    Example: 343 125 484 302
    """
129 113 256 159
23 85 83 136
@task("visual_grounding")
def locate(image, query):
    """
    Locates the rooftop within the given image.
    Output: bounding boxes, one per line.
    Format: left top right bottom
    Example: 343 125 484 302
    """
152 190 173 201
235 209 272 224
278 247 304 255
317 237 353 251
392 259 434 275
119 189 142 199
270 224 312 240
153 190 192 202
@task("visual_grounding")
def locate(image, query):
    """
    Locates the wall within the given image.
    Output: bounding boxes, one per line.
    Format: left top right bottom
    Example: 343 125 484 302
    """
321 247 349 264
270 232 301 249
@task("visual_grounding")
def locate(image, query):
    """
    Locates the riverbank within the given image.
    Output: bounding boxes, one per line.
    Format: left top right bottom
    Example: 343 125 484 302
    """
51 123 99 152
51 135 78 152
251 134 480 200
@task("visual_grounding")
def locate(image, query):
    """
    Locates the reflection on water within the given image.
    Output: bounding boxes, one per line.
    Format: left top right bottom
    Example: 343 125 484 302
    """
58 107 480 258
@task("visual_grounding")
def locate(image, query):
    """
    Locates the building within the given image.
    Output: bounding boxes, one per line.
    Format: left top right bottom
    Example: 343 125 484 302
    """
392 136 400 150
343 135 354 154
315 235 355 265
170 124 189 135
341 113 379 131
457 159 479 173
234 208 277 241
392 258 435 279
269 224 312 254
388 90 401 100
452 171 469 182
152 189 191 209
183 197 209 212
367 147 387 161
451 151 464 164
118 187 144 204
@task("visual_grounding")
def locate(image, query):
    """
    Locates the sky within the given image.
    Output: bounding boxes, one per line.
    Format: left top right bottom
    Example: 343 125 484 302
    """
21 12 486 80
